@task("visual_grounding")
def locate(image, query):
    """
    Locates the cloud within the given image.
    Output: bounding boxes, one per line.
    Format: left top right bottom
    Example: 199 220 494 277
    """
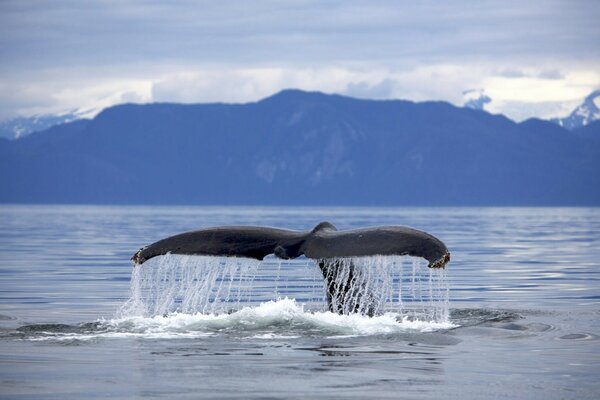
496 68 566 81
149 64 486 107
2 1 598 72
0 1 598 121
0 71 152 120
344 79 397 99
484 70 598 103
150 67 365 104
1 62 597 123
537 69 564 80
119 90 148 103
489 99 581 121
463 89 492 110
496 69 527 79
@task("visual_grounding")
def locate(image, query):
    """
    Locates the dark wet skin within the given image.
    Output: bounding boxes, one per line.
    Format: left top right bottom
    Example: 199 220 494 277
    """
132 221 450 315
133 221 449 268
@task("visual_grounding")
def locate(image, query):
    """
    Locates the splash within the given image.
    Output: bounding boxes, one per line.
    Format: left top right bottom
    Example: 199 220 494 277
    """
118 254 260 317
23 298 456 342
319 256 449 320
118 254 450 324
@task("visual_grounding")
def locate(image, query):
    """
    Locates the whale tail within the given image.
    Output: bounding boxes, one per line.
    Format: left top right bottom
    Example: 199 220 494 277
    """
131 222 450 314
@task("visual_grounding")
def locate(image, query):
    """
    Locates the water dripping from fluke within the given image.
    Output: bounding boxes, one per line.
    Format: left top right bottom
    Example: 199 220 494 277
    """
118 255 261 318
119 254 451 326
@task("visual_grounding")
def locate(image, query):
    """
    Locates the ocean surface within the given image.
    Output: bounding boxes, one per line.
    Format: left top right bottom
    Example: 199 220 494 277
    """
0 205 599 399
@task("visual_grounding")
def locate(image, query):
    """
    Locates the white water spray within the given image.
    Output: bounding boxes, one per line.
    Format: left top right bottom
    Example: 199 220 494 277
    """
318 255 449 321
118 254 450 323
118 255 260 317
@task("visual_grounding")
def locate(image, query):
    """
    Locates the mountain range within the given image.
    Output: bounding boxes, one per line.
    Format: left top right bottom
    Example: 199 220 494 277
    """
1 89 599 205
3 89 598 140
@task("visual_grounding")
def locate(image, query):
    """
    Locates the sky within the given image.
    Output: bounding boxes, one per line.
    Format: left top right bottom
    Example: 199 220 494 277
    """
0 0 599 122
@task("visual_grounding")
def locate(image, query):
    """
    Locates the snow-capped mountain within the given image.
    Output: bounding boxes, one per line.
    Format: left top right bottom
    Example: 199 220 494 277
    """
2 89 599 205
463 89 491 111
551 90 600 130
0 111 89 140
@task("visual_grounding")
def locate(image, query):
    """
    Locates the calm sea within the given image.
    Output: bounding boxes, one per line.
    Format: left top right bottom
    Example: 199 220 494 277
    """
1 205 599 399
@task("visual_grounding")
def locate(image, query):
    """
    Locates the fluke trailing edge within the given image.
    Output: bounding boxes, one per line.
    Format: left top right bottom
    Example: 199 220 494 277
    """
131 222 450 315
132 221 450 268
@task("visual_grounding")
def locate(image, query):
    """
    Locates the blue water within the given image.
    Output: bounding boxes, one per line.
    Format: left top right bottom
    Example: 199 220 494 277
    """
1 206 599 399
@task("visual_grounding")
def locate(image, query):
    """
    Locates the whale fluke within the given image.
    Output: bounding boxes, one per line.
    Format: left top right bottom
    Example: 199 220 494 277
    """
132 221 450 269
132 226 305 264
131 222 450 314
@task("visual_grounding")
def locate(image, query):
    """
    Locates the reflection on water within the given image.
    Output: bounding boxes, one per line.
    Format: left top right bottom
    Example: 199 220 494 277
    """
1 206 599 399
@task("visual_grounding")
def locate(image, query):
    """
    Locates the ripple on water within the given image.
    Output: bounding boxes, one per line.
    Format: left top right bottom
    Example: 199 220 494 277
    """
449 308 522 327
558 333 598 341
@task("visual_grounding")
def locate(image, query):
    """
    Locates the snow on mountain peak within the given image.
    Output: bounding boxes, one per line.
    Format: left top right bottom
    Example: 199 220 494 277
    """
551 90 600 130
0 108 94 140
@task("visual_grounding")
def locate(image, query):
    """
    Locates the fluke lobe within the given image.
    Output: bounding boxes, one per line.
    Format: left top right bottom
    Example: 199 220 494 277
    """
131 221 450 314
132 221 450 268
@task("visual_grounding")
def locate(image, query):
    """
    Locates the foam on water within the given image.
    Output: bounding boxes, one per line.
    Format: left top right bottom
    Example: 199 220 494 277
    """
83 253 456 340
22 298 457 342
